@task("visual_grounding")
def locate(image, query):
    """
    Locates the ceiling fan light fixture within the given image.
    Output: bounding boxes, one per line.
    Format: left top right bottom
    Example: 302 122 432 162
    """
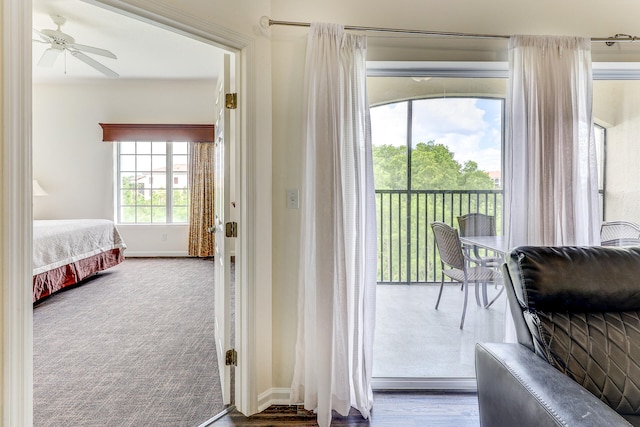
33 14 119 78
40 28 75 45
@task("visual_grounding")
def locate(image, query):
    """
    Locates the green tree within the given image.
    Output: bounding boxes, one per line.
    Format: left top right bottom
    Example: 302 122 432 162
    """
458 160 494 189
410 142 462 190
372 144 407 190
373 141 495 190
120 175 190 223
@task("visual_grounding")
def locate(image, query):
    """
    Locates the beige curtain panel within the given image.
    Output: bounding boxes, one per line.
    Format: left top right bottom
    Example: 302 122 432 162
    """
188 142 215 257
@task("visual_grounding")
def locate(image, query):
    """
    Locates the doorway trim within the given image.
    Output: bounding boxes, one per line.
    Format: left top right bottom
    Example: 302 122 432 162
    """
3 0 261 423
3 0 34 425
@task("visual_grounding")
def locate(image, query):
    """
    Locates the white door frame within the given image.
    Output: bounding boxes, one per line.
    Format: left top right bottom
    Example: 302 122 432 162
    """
3 0 260 423
3 0 34 425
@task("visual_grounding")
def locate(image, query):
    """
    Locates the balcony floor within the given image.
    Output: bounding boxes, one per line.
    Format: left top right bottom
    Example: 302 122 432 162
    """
373 282 505 378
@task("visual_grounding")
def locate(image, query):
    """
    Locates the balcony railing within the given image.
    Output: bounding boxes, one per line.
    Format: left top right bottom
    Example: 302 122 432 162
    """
376 189 503 284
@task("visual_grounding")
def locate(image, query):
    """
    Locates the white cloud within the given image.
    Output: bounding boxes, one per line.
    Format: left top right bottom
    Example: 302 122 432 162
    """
413 98 487 135
371 98 502 172
371 103 407 147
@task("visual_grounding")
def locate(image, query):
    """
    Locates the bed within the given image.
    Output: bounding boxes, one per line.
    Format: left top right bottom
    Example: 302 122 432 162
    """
33 219 127 303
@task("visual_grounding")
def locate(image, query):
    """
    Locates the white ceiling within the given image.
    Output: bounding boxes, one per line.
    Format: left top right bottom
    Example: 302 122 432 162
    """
32 0 222 83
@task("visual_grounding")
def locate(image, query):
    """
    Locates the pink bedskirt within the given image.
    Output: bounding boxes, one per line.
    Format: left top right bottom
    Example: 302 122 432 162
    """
33 248 124 303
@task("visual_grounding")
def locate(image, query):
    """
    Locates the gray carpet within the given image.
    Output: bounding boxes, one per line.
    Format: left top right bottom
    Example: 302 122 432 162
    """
33 257 225 427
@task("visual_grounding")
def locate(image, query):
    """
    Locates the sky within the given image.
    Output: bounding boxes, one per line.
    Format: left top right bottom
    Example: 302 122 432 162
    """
370 97 503 173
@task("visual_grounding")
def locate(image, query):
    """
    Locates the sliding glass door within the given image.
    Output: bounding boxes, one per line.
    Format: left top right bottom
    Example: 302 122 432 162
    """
369 63 619 388
369 74 507 386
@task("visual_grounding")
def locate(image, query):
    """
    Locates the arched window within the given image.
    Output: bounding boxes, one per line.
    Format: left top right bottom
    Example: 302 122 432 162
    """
370 94 504 284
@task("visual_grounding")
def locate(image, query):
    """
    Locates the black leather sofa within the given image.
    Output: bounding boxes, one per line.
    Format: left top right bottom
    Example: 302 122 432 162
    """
475 246 640 426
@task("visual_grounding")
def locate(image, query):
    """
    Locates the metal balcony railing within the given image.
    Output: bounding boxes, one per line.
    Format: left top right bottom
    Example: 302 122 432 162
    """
376 189 503 284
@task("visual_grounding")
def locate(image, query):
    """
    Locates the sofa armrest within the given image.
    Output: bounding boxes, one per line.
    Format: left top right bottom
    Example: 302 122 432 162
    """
475 342 630 427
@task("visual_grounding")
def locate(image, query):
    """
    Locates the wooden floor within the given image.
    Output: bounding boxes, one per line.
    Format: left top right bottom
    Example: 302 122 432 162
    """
211 391 480 426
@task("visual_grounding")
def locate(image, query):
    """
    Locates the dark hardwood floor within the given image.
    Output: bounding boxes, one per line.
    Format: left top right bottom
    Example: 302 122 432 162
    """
212 391 480 426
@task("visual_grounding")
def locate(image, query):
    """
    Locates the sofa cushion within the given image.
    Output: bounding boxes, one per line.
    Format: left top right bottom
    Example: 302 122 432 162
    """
506 245 640 416
526 310 640 415
506 246 640 313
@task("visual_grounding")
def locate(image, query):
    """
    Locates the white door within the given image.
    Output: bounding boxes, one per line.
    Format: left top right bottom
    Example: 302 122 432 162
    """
214 53 233 405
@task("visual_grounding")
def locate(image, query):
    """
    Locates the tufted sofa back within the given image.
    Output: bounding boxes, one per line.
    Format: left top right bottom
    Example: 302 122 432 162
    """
504 246 640 416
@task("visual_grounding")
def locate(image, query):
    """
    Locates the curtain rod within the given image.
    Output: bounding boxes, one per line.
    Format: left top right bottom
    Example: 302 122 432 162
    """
260 16 639 45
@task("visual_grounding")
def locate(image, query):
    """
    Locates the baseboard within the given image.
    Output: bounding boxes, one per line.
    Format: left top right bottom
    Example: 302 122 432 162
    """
371 377 477 391
257 388 292 412
254 379 476 413
124 251 190 257
125 252 227 258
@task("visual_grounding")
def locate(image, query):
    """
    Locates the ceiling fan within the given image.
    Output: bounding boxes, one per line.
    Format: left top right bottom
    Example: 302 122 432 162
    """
33 14 119 78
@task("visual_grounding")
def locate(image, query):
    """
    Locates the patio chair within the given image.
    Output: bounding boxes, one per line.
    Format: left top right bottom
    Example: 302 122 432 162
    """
431 221 502 329
458 212 496 237
600 220 640 246
457 213 502 268
457 213 504 304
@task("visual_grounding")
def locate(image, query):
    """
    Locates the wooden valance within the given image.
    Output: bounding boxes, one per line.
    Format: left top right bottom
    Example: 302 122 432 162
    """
99 123 215 142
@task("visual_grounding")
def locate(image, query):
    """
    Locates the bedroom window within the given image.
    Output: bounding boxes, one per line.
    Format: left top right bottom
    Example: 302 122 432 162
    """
117 141 189 224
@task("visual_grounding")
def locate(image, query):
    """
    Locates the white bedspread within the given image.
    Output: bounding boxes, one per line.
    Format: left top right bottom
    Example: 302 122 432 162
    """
33 219 127 275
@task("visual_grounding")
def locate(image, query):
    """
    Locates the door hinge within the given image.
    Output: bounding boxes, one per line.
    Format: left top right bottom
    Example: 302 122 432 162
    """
225 348 238 366
225 221 238 238
225 93 237 109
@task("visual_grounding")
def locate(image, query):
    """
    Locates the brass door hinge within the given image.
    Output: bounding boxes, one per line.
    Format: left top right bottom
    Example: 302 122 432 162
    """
225 348 238 366
225 222 238 238
225 93 237 109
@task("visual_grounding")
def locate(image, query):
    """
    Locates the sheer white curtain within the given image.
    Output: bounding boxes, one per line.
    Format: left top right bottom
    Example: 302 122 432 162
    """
504 35 601 341
505 35 600 249
290 23 376 427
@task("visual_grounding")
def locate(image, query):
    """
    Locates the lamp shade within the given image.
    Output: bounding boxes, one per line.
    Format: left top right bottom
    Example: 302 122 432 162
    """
33 180 48 196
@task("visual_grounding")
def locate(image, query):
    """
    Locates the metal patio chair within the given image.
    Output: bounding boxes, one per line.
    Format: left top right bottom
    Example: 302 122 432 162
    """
431 221 502 329
457 213 502 268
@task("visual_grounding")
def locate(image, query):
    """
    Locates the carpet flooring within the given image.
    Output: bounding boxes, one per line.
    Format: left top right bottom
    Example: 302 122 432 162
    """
33 257 225 427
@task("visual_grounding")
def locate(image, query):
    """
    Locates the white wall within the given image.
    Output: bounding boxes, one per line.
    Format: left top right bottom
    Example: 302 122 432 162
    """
32 79 216 255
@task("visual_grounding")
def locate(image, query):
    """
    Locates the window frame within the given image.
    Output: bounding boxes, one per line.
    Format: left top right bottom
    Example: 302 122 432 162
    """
370 95 505 192
101 123 213 226
115 140 190 225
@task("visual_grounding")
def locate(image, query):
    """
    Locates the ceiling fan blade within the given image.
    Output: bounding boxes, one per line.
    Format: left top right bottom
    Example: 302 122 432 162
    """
37 47 62 67
70 50 119 78
69 43 117 59
32 28 53 43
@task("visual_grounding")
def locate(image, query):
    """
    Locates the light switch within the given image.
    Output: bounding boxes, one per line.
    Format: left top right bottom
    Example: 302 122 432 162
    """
287 189 299 209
